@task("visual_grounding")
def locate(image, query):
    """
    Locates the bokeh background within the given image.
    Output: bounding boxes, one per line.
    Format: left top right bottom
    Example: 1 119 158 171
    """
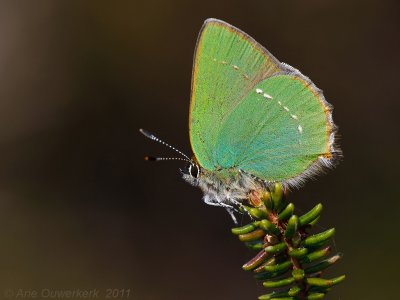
0 0 398 299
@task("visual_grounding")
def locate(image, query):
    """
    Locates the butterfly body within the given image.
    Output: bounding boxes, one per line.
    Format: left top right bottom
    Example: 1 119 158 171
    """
182 166 266 219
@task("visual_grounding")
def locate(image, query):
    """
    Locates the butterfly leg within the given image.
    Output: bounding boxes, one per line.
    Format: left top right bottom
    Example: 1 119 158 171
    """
203 194 236 210
226 208 238 224
228 197 253 220
203 195 240 223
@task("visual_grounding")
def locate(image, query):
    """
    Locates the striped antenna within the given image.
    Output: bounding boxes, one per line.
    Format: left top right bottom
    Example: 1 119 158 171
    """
140 129 193 163
144 156 189 162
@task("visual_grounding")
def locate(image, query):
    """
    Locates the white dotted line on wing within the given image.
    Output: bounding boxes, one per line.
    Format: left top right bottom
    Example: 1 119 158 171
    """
298 125 303 134
254 87 303 134
212 57 251 80
256 88 273 99
210 58 303 135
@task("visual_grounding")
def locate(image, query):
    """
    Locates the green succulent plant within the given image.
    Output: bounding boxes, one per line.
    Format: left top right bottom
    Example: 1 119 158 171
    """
231 184 345 300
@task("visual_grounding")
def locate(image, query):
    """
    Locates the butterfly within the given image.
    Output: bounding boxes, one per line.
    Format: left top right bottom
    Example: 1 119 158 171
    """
141 19 340 222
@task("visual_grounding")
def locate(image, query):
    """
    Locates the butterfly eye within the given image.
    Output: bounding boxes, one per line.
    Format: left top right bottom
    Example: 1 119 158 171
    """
189 164 199 178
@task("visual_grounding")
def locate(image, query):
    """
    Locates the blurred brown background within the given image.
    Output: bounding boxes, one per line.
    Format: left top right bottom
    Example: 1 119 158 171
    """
0 0 398 299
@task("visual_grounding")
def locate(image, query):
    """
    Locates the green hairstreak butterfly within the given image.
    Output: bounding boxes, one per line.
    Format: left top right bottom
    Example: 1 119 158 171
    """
141 19 340 222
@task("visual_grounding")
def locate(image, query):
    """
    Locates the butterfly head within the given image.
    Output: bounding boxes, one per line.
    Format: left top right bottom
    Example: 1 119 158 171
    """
180 162 201 186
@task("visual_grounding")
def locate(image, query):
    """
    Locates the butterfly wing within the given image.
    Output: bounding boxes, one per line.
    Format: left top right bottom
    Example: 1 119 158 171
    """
189 19 281 170
215 69 337 185
190 19 338 185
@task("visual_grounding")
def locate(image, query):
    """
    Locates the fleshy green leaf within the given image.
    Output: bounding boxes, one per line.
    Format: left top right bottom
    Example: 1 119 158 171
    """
306 275 346 287
259 219 281 236
288 247 308 258
284 215 298 239
271 183 285 212
264 260 292 273
303 228 335 247
299 204 323 226
278 203 294 221
305 254 342 274
301 246 331 264
232 222 259 235
239 229 265 242
263 277 295 288
265 242 287 254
